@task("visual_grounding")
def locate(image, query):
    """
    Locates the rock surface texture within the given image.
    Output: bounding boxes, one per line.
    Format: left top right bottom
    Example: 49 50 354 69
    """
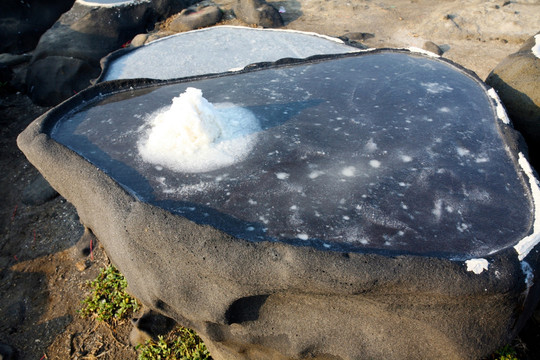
486 31 540 169
25 0 192 106
18 51 540 360
233 0 283 28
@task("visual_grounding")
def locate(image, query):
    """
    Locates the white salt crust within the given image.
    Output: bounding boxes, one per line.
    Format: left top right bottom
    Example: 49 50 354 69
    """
407 47 441 58
465 258 489 274
139 88 260 173
487 88 511 125
532 34 540 58
514 153 540 261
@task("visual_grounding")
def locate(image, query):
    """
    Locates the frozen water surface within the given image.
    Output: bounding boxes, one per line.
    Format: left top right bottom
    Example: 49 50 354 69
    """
50 52 532 258
101 26 358 81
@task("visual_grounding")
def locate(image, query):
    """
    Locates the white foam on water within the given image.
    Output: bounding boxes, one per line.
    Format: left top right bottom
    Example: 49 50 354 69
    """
138 87 260 173
465 258 489 274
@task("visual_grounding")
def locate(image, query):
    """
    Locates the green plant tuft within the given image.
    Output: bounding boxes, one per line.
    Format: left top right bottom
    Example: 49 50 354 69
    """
80 265 140 324
137 326 212 360
493 345 519 360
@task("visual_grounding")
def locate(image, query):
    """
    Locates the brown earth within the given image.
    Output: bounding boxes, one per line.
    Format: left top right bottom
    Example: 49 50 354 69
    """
1 0 540 359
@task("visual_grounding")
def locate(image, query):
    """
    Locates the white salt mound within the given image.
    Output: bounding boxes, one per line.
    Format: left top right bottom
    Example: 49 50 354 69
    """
139 87 260 173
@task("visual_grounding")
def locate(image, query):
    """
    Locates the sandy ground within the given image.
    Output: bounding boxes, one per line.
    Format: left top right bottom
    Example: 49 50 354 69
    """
1 0 539 359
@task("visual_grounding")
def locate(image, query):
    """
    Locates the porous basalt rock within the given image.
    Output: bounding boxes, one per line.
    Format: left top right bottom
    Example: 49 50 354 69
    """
18 51 540 360
25 0 192 106
233 0 283 28
486 31 540 168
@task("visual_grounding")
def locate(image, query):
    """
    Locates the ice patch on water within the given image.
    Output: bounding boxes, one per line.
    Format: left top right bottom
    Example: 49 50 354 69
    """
421 82 453 94
400 155 413 163
308 170 325 179
365 138 378 152
341 166 356 177
456 147 470 156
432 199 443 221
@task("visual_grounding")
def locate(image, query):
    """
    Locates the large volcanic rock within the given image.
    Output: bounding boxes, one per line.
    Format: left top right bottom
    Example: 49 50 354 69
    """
486 31 540 169
25 0 193 106
18 50 540 360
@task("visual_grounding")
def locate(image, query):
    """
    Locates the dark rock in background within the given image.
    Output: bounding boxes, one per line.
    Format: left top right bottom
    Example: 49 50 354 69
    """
233 0 283 28
486 31 540 169
168 1 223 32
26 0 194 106
22 174 59 206
0 343 15 360
0 0 75 54
27 56 98 106
423 40 444 55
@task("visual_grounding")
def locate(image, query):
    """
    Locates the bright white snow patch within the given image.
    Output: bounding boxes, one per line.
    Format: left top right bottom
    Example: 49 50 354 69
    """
276 172 290 180
487 88 511 125
138 87 260 173
514 153 540 260
369 160 381 168
297 233 309 240
466 258 489 274
532 34 540 58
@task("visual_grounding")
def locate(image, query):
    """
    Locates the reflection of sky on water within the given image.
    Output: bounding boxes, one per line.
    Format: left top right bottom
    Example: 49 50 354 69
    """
50 52 531 259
